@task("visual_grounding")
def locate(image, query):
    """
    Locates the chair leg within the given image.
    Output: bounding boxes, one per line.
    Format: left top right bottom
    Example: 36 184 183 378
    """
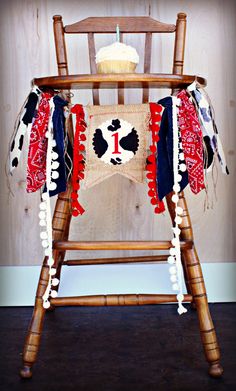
48 191 72 308
20 261 48 378
184 248 223 377
181 253 196 308
20 187 72 378
166 191 223 377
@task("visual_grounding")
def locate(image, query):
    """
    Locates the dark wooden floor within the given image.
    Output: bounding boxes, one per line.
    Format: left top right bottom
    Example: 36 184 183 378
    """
0 303 235 391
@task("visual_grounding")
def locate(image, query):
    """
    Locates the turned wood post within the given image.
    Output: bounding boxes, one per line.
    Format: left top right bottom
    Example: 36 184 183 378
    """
20 260 49 378
48 16 74 291
53 15 69 76
173 13 187 75
166 192 223 377
51 185 73 293
20 18 74 378
53 15 74 142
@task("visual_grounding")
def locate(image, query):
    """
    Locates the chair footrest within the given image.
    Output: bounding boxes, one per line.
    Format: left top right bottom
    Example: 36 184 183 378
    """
50 293 193 306
63 254 167 265
53 240 193 251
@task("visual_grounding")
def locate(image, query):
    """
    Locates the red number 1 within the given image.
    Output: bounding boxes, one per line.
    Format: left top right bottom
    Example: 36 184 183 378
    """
111 132 121 154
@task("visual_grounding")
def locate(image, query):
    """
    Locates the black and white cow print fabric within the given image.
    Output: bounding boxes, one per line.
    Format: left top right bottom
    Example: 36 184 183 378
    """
92 118 139 165
9 86 41 173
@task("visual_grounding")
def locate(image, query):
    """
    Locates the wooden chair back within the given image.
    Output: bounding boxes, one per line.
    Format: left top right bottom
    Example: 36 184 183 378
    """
53 14 186 104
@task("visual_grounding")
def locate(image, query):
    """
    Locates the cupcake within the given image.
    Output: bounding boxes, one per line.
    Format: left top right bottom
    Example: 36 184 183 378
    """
95 41 139 74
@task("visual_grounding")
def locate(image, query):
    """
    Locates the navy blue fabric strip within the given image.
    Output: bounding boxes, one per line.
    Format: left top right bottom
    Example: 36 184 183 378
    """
49 96 68 196
157 97 188 200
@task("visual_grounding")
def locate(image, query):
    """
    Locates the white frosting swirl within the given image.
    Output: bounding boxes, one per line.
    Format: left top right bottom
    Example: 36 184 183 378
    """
95 42 139 64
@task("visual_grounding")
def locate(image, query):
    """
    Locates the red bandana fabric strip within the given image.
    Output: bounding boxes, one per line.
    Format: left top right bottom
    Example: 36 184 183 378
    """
26 91 54 193
147 103 165 214
71 104 87 217
177 90 205 194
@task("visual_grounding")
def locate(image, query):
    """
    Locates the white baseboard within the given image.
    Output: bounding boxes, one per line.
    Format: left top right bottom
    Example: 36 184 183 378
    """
0 263 235 306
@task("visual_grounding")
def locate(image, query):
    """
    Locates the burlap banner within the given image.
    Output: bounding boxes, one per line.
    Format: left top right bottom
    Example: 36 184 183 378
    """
83 103 151 189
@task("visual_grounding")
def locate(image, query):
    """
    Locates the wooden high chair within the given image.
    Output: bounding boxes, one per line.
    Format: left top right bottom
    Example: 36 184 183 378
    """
20 13 223 379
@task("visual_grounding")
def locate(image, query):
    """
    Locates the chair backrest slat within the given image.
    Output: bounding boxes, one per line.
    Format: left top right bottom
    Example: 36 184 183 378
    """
117 32 124 104
88 32 100 105
64 16 176 34
142 32 152 103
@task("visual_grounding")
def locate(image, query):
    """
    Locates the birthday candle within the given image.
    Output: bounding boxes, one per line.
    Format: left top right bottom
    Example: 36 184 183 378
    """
116 24 120 42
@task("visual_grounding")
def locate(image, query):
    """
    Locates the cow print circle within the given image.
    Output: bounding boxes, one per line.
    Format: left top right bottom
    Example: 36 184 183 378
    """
92 118 139 165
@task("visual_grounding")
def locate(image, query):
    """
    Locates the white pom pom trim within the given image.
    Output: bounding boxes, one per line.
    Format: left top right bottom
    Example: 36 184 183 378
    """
50 290 58 298
49 182 57 191
179 163 187 172
52 278 59 286
170 96 187 315
39 97 61 310
167 256 175 264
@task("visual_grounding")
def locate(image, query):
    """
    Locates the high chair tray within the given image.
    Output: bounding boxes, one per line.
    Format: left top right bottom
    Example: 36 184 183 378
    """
33 73 206 90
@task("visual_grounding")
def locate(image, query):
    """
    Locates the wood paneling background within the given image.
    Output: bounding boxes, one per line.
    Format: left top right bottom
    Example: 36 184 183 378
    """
0 0 235 266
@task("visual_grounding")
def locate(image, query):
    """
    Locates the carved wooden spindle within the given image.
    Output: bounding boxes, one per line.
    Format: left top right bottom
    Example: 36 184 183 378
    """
53 15 69 76
20 16 74 378
50 293 192 306
166 191 223 377
20 188 73 377
117 32 124 104
50 187 73 293
20 262 49 378
88 32 100 105
173 13 186 75
185 248 223 377
143 32 152 103
178 193 223 377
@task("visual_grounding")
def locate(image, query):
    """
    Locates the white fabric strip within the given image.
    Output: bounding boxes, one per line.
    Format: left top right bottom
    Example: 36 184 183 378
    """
63 108 73 181
187 81 228 175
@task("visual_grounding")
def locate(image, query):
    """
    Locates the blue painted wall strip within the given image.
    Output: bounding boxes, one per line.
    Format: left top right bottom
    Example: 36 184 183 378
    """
0 263 235 306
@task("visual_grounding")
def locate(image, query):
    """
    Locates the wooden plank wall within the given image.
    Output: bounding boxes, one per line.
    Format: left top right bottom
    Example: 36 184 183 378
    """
0 0 235 266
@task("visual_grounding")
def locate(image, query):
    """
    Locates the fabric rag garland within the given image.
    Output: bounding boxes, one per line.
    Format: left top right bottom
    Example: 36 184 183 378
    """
9 83 229 313
177 89 205 195
27 91 54 193
156 96 189 200
46 95 70 196
187 81 229 175
9 85 41 173
9 88 71 308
